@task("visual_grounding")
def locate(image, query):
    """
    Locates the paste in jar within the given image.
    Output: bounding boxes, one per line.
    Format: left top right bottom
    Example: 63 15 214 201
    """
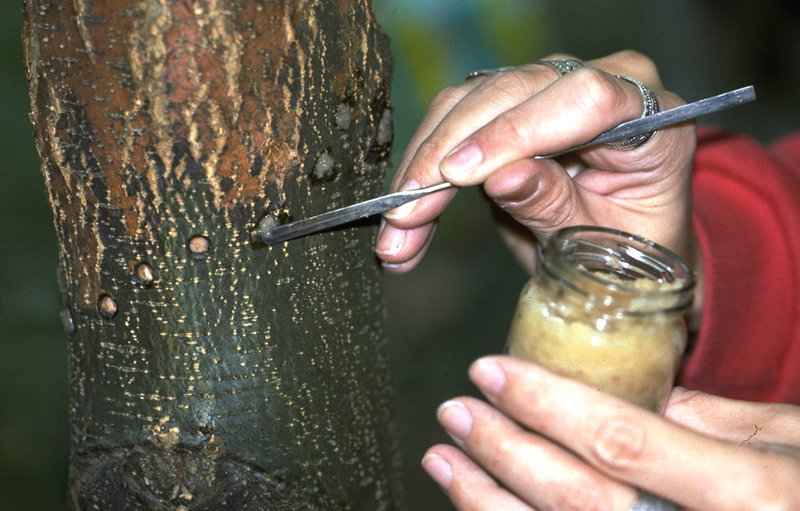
505 226 695 413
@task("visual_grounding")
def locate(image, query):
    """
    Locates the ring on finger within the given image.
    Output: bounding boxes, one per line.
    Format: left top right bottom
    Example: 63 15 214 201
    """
604 75 661 150
535 58 585 77
465 66 517 80
628 490 680 511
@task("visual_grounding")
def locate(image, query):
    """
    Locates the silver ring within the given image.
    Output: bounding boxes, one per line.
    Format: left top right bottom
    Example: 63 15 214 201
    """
465 66 517 80
536 58 585 77
604 75 661 150
628 490 680 511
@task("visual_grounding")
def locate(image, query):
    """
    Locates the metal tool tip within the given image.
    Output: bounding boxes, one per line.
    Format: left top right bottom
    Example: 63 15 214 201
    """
259 232 282 245
256 215 287 245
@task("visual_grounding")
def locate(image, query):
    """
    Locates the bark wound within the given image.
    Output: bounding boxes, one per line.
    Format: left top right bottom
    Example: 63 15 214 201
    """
25 0 399 509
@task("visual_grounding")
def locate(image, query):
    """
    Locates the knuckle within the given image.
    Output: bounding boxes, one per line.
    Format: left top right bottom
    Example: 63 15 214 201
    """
743 493 799 511
572 68 627 117
447 483 481 511
486 433 528 474
554 485 614 511
493 168 577 236
481 70 533 101
429 84 466 111
739 460 800 511
517 182 575 232
613 49 654 70
543 189 577 229
613 49 659 82
492 112 532 149
590 417 647 472
414 137 447 169
493 436 517 462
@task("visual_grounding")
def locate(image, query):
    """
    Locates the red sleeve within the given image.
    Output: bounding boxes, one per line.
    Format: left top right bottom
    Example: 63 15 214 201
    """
677 128 800 404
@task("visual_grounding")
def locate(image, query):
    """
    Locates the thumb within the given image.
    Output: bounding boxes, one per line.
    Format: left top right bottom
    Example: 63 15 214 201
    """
665 388 800 448
483 157 593 240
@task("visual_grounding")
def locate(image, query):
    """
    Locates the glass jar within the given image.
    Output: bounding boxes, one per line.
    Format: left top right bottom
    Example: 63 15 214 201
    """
505 226 696 413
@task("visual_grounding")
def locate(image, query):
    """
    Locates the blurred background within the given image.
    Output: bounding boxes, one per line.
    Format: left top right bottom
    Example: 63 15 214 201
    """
1 0 798 509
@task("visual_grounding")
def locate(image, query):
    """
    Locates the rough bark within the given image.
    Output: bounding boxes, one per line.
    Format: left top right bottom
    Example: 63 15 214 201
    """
23 0 401 509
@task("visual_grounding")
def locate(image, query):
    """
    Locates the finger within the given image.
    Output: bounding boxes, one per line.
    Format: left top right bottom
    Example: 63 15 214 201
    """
422 445 534 511
377 81 479 238
381 144 591 269
588 50 663 88
438 68 658 187
572 88 692 184
375 221 436 272
483 157 595 239
396 63 554 188
436 398 638 510
400 49 660 196
381 64 558 230
383 178 458 228
665 387 800 447
469 356 800 510
386 51 671 230
377 64 559 263
397 49 646 195
391 81 478 189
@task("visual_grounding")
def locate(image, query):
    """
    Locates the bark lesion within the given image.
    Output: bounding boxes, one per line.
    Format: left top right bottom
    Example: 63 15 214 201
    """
70 441 299 511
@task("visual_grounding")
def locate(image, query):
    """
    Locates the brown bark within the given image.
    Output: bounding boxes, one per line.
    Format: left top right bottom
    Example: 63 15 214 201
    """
24 0 401 509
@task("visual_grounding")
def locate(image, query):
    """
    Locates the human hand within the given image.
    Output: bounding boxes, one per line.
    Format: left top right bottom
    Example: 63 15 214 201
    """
423 356 800 510
375 51 698 276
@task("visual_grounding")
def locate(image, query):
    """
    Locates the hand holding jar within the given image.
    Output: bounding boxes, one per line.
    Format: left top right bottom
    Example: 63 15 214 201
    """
423 357 800 510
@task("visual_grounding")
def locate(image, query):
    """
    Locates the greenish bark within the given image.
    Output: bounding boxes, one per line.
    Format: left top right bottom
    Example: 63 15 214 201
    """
24 0 401 508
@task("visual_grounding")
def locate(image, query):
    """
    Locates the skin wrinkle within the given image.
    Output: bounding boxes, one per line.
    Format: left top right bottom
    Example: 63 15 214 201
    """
580 69 637 122
488 163 581 233
524 185 581 232
592 417 647 471
500 425 621 511
487 162 546 205
476 70 540 110
667 390 800 449
553 484 613 511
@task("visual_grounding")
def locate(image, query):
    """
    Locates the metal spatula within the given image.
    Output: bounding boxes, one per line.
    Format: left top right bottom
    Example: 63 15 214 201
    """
258 85 755 245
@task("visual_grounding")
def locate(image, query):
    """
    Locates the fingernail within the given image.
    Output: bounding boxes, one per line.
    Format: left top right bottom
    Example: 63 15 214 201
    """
440 140 482 179
376 218 387 239
469 358 506 398
421 453 452 490
375 224 406 257
384 179 419 220
437 400 473 442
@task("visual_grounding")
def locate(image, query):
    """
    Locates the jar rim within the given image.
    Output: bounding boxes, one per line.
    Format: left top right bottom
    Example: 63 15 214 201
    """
543 226 697 312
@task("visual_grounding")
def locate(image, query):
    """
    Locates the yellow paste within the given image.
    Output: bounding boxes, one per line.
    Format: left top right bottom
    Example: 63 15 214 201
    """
506 276 687 412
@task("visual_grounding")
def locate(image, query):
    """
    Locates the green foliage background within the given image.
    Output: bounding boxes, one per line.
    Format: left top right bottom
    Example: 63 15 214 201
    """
1 1 797 509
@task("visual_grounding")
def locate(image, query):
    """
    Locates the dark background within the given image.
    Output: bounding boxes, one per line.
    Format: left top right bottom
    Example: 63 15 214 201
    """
2 1 798 509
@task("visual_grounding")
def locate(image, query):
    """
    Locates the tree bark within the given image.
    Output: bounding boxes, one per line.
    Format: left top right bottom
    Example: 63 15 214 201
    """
23 0 401 509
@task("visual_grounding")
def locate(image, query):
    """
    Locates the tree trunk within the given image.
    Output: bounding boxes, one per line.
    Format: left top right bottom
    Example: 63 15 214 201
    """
23 0 401 509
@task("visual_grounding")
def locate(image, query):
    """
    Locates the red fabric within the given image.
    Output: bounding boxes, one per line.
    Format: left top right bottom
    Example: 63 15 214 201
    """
678 128 800 404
